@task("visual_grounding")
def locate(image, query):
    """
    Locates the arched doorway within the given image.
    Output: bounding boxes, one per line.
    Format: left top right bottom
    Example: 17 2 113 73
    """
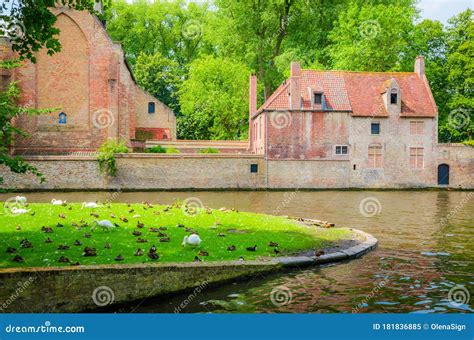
438 164 449 185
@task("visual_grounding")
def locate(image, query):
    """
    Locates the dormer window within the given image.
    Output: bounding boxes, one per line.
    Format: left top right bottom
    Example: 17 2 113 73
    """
148 102 155 114
390 89 398 104
314 92 322 105
58 112 67 125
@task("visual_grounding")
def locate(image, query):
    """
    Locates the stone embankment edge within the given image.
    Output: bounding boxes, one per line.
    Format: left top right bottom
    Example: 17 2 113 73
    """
0 228 377 313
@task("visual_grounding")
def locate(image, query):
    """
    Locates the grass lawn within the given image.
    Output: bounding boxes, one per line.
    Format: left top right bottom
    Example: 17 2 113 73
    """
0 201 351 268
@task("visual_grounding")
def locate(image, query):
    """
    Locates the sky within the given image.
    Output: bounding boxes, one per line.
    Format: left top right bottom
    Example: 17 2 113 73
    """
418 0 472 23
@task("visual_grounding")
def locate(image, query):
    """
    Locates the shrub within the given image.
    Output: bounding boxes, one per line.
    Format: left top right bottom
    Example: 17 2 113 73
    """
165 147 180 154
199 147 220 154
462 140 474 147
97 139 129 177
146 145 166 153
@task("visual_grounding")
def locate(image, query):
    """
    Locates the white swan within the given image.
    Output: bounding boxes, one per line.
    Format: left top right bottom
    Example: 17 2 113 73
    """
94 220 115 231
15 196 27 204
11 207 30 215
51 199 65 205
82 202 99 209
182 234 202 247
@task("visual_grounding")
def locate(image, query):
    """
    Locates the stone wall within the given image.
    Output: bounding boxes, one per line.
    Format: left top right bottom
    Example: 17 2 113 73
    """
0 146 472 191
0 262 279 313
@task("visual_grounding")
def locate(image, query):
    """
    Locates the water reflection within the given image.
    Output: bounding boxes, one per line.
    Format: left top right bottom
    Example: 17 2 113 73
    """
1 190 472 313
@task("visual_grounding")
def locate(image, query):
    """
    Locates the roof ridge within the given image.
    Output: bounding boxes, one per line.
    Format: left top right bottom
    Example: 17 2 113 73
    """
302 69 416 75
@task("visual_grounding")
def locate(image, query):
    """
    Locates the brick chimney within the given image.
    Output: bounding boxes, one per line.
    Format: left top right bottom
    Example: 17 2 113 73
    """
290 61 301 110
249 74 257 116
414 55 425 77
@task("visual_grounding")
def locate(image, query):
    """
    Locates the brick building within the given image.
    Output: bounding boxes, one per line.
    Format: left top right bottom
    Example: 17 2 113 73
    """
0 6 176 155
248 59 473 188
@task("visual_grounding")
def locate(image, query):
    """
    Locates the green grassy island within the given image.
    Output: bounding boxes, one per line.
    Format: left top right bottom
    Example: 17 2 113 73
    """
0 201 351 268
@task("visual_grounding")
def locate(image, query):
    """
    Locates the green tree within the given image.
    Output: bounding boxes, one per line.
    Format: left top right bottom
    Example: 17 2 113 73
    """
106 0 213 67
178 56 250 140
327 1 416 71
134 52 183 112
442 9 473 142
0 61 48 184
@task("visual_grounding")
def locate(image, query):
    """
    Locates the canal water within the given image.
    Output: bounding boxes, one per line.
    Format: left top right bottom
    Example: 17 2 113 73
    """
2 190 472 313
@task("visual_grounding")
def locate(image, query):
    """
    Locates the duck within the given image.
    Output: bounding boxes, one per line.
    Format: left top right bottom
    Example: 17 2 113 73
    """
6 246 17 253
135 248 144 256
11 207 31 215
12 255 24 263
120 216 129 223
56 223 64 228
136 221 144 228
218 233 226 237
104 243 112 249
198 251 209 256
51 199 65 205
82 246 97 256
129 209 135 214
137 238 148 243
20 239 32 248
15 225 21 230
159 226 167 231
71 262 80 266
246 245 257 252
147 245 159 260
268 241 279 247
58 213 66 219
15 195 27 204
74 240 82 246
227 245 236 251
193 256 202 262
84 233 91 238
58 256 70 263
42 227 53 233
274 248 280 255
94 219 115 231
238 256 244 262
176 223 185 228
82 202 99 209
159 237 170 243
114 254 124 261
182 234 202 247
315 250 325 257
90 213 100 218
45 237 53 243
110 214 116 219
149 227 160 232
157 232 167 237
132 230 142 236
132 214 141 219
57 244 70 250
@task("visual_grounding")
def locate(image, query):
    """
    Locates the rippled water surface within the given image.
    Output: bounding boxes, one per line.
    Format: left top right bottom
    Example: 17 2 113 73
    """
3 190 472 313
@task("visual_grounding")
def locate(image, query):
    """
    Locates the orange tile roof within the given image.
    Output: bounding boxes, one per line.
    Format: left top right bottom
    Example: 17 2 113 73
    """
260 70 437 117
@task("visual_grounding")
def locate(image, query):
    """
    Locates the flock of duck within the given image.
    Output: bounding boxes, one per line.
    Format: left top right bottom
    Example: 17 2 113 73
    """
5 196 284 266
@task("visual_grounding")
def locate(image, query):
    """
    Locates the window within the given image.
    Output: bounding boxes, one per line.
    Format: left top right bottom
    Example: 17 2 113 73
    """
148 102 155 114
410 121 424 135
371 123 380 135
410 147 424 168
250 164 258 173
368 145 383 168
58 112 67 124
390 89 398 104
314 93 322 105
335 145 348 155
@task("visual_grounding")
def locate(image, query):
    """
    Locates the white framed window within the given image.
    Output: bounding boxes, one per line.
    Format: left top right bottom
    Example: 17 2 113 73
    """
335 145 349 155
